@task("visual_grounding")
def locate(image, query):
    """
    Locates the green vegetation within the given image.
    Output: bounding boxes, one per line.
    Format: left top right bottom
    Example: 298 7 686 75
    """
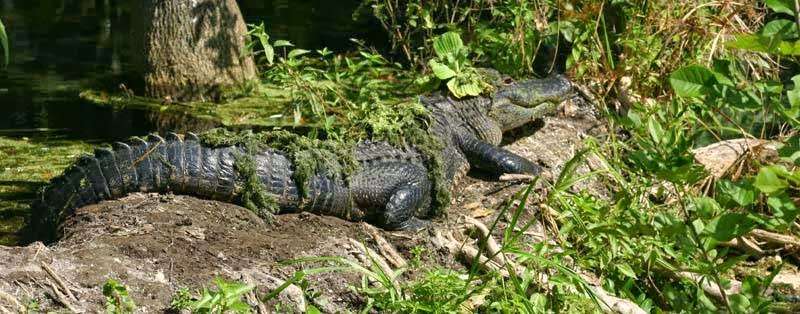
170 278 254 313
103 279 136 314
0 136 94 245
427 32 491 98
270 0 800 312
0 17 8 66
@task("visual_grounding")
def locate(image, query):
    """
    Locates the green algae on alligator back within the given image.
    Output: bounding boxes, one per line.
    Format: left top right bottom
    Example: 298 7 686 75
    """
79 83 307 129
0 136 95 245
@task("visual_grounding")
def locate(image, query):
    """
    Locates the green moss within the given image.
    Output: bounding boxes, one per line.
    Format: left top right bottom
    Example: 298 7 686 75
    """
355 100 451 215
0 136 95 245
200 128 358 215
233 153 280 220
79 83 307 129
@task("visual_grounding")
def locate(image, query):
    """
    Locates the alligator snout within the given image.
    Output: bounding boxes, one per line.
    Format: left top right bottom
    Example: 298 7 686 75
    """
496 74 574 107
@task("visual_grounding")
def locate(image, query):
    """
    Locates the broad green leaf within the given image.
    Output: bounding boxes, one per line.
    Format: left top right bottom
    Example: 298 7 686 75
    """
433 32 464 58
0 18 7 66
617 263 637 279
691 196 722 218
273 40 293 47
776 39 800 55
718 180 756 207
710 69 735 86
767 194 800 229
288 49 310 59
754 166 789 194
264 44 275 65
729 294 752 313
766 0 796 15
728 34 776 53
760 19 798 38
669 65 716 97
429 60 456 80
788 75 800 108
646 116 665 145
704 213 757 242
447 79 482 98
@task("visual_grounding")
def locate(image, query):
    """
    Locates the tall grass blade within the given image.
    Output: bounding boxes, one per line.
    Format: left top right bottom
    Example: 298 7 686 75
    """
0 18 8 66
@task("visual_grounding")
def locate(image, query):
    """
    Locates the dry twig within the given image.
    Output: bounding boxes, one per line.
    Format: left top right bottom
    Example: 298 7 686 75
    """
40 262 77 302
0 290 24 313
363 224 408 268
499 173 537 182
44 279 80 313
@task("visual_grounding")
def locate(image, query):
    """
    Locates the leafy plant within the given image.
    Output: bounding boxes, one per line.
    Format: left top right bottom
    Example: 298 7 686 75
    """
169 278 255 314
728 1 800 56
103 279 136 314
428 32 490 98
0 17 8 66
246 22 300 66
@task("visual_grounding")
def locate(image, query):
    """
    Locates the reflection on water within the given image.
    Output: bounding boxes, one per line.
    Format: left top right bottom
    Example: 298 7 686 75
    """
0 0 381 140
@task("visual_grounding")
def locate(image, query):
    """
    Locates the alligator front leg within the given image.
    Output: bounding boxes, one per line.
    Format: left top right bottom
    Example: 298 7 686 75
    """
459 134 542 176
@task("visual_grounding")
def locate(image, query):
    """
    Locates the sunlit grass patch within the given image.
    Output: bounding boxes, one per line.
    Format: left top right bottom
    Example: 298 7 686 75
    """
0 136 95 245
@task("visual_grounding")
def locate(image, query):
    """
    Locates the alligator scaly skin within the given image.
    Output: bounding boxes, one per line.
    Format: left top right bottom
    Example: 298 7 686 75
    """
32 75 574 240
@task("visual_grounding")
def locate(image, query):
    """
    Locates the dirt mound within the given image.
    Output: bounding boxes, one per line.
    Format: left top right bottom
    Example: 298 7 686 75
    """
0 111 604 312
0 194 377 312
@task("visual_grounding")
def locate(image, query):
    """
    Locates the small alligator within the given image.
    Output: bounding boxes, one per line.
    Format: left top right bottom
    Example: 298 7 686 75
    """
32 74 574 239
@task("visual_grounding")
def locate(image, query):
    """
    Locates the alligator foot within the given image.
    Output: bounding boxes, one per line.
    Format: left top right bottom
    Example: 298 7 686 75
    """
383 185 431 230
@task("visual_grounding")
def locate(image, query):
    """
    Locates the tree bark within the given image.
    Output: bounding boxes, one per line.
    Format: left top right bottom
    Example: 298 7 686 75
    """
130 0 257 102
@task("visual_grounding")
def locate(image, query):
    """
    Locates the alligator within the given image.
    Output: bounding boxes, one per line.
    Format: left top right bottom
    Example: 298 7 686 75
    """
31 74 575 240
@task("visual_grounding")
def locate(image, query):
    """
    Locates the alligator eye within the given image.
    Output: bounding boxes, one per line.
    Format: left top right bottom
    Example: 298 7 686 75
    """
503 78 515 85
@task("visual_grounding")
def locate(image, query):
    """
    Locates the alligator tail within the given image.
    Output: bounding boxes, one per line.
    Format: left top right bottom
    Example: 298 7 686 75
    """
30 132 299 241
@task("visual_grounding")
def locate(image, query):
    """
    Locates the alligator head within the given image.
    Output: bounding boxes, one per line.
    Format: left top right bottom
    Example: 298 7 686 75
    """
489 75 574 131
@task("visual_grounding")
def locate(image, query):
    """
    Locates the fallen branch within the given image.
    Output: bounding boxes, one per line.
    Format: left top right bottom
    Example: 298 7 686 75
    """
40 262 77 302
750 229 800 247
363 224 408 269
586 284 647 314
720 237 765 255
677 271 742 302
499 173 537 182
432 230 507 276
44 278 80 313
462 216 530 278
246 291 268 314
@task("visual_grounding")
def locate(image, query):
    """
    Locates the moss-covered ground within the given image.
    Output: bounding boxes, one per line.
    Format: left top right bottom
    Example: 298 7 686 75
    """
80 83 305 129
0 136 94 245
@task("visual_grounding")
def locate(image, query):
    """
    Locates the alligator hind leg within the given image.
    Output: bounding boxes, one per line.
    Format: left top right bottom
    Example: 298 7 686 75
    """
349 161 433 230
383 185 431 230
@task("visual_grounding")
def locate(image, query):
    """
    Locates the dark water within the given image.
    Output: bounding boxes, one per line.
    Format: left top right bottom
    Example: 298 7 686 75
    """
0 0 381 140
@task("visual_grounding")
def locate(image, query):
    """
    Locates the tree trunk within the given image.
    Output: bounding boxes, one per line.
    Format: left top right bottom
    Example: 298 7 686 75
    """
130 0 257 102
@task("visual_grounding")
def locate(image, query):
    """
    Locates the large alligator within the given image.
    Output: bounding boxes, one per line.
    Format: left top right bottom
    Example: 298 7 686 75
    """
31 75 574 239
